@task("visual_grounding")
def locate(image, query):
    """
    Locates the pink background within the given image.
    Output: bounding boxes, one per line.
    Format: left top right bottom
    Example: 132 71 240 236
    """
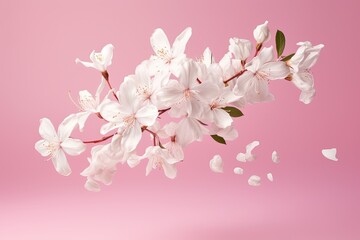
1 0 359 239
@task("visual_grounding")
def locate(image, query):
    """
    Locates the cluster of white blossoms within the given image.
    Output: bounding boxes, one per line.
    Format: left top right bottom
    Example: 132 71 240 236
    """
35 21 324 191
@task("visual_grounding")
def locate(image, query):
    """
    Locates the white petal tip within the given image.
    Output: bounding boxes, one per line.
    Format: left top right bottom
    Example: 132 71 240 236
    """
267 173 274 182
75 58 80 64
233 167 243 175
322 148 338 161
248 175 261 186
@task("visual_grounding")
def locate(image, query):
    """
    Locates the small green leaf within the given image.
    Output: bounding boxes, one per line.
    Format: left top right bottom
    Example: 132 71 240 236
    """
222 106 244 118
281 53 295 62
275 30 286 58
211 135 226 145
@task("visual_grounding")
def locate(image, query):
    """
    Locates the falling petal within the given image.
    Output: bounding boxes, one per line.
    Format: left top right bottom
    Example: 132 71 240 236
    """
210 155 224 173
322 148 338 161
248 175 261 186
272 151 280 163
236 152 246 162
267 173 274 182
233 167 243 175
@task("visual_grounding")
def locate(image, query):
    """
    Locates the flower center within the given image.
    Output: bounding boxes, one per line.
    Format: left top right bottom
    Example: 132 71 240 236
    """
123 114 136 127
94 53 104 64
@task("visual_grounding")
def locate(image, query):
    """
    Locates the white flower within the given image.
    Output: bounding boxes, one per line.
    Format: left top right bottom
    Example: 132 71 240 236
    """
35 115 86 176
142 146 179 179
229 38 252 61
99 84 158 152
236 140 260 162
253 21 270 44
322 148 338 161
288 41 324 104
75 44 114 72
159 122 185 161
234 47 290 104
209 155 224 173
149 27 192 76
70 78 106 131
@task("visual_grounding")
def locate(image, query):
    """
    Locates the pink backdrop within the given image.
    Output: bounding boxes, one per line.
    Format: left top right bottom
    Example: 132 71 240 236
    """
1 0 359 239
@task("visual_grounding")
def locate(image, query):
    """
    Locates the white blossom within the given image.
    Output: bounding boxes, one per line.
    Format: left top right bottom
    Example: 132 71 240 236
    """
75 44 114 72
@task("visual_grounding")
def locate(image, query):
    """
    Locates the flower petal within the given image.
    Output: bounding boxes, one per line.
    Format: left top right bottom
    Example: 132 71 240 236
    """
135 104 158 126
209 155 224 173
233 167 243 175
35 140 51 157
122 122 142 152
162 161 177 179
272 150 280 163
52 150 71 176
260 61 290 80
39 118 57 142
248 175 261 186
322 148 338 161
99 100 122 122
236 152 246 162
150 28 171 58
58 114 77 140
212 108 233 129
101 44 114 69
267 173 274 182
75 58 95 68
84 179 101 192
172 27 192 57
61 138 86 156
299 88 316 104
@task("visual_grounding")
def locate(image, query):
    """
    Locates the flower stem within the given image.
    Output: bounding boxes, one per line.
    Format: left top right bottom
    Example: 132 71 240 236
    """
83 133 115 144
102 71 119 101
223 70 247 84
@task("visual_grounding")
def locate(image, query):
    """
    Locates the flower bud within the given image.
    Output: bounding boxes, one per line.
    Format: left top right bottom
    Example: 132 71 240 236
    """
253 21 270 44
229 38 252 61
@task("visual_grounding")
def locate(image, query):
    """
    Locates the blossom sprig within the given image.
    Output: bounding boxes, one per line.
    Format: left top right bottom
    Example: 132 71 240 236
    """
35 21 324 191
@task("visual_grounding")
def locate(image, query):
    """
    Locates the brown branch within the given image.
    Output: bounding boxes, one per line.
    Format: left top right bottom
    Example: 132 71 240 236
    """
83 133 115 144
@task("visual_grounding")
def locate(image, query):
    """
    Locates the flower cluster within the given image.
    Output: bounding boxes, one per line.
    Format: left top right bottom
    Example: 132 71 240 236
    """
35 22 324 191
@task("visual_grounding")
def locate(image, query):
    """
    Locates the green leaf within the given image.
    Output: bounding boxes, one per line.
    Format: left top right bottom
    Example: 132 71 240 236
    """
211 135 226 145
281 53 295 62
275 30 286 58
222 106 244 118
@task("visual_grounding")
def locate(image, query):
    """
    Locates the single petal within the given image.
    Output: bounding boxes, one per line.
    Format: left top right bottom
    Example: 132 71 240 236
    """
75 58 96 69
246 141 260 154
299 88 316 104
236 152 246 162
100 122 120 135
52 149 71 176
233 167 243 175
248 175 261 186
84 179 101 192
101 44 114 69
150 28 171 58
58 114 77 140
209 155 224 173
212 108 233 129
292 72 314 91
272 151 280 163
35 140 51 157
135 104 158 126
322 148 338 161
260 61 290 80
76 112 91 132
99 100 122 122
172 27 192 57
162 161 177 179
267 173 274 182
61 138 86 156
122 122 142 152
39 118 58 142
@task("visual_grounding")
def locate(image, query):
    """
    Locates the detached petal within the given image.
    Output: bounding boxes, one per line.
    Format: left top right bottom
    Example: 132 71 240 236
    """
52 150 71 176
61 138 86 156
209 155 224 173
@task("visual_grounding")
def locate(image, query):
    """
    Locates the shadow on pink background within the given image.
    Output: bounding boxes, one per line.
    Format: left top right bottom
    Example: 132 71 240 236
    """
1 0 359 239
